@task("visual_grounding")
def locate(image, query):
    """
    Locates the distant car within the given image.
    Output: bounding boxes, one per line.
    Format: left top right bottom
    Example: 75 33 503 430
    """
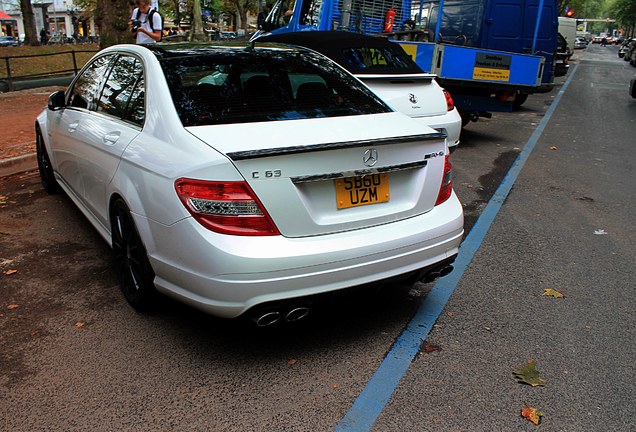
35 43 464 324
257 31 462 149
574 37 587 49
0 35 18 47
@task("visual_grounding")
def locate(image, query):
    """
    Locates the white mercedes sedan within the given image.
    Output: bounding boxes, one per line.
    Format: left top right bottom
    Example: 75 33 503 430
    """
36 43 463 325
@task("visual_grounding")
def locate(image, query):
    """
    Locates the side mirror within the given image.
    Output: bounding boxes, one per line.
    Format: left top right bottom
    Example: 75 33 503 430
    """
48 90 66 111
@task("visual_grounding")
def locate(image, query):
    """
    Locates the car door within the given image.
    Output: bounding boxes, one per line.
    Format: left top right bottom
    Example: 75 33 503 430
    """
50 54 115 196
74 54 145 228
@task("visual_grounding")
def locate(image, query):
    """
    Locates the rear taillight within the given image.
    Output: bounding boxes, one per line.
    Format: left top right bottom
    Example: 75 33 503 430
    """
175 178 280 236
442 89 455 111
497 91 516 102
435 155 453 206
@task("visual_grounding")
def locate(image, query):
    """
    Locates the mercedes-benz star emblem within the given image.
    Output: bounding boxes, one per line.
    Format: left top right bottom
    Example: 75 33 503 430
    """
363 149 378 167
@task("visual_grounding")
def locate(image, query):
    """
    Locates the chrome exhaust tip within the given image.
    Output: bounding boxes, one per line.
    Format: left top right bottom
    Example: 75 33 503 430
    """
285 307 310 322
254 311 281 327
421 265 454 284
439 265 454 277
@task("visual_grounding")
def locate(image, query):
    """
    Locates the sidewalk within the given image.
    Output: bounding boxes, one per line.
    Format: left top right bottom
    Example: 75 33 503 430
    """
0 86 63 178
0 153 38 178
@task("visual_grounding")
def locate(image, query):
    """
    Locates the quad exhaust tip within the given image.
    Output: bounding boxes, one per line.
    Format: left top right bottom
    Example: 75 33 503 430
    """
253 306 310 327
251 264 455 326
422 265 454 284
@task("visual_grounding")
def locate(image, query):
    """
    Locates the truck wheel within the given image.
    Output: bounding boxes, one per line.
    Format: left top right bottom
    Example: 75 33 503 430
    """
513 94 529 110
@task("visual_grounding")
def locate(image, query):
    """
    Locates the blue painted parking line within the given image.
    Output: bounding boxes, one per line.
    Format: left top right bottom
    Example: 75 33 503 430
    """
335 64 579 432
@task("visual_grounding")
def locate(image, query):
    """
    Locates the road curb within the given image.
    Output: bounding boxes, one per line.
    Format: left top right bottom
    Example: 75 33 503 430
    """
0 153 37 178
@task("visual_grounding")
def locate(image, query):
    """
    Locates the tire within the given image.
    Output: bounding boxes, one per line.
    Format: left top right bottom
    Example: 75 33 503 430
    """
35 128 61 193
513 93 529 110
111 198 157 311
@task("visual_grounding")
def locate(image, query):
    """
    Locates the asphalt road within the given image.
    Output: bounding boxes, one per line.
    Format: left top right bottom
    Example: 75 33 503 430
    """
0 44 634 431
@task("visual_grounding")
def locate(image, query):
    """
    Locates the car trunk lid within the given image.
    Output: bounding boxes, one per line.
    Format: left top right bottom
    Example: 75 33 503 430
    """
357 74 448 118
185 112 448 237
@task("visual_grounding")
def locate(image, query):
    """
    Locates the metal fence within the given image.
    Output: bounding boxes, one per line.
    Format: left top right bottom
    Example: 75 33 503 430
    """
0 49 99 92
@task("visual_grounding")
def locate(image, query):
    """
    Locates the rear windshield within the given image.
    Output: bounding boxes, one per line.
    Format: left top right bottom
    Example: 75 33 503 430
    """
160 49 392 127
340 45 419 74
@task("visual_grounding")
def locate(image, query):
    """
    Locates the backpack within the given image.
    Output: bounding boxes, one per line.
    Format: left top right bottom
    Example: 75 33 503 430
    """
135 8 163 41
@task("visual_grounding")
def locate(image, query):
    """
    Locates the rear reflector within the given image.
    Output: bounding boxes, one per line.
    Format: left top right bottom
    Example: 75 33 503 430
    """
175 178 280 236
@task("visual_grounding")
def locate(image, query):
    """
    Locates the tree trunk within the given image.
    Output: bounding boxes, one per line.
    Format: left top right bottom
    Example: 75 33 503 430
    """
19 0 39 46
96 0 136 49
190 0 208 41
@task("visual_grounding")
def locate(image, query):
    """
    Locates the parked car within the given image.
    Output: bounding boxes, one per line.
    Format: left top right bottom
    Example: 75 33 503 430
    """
0 35 18 47
35 43 464 324
627 41 636 66
257 31 462 149
574 37 588 49
619 38 636 59
555 33 570 77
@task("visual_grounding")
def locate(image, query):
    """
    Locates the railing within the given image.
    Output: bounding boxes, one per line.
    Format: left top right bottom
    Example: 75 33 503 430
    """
0 49 99 92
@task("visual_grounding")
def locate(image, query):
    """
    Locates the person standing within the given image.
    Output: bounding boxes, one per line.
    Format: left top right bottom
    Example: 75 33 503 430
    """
40 28 49 45
130 0 162 44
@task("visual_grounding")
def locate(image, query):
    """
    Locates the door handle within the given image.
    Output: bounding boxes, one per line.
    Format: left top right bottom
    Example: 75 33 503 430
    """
68 122 79 133
103 132 121 146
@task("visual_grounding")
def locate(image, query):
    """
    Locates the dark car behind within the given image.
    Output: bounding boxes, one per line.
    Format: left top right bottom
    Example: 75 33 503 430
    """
0 36 18 47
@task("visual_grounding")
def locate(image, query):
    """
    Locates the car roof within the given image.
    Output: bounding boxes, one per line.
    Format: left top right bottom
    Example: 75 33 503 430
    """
141 42 304 59
256 31 424 75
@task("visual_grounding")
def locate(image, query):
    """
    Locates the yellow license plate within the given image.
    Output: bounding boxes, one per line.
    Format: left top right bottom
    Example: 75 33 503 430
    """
335 173 390 209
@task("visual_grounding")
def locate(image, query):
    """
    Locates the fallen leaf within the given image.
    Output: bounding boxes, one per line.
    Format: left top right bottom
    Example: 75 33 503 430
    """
521 406 544 425
332 382 340 389
543 288 564 298
549 146 558 150
513 360 546 387
75 322 85 328
287 359 297 365
423 342 442 353
3 269 17 275
7 304 19 310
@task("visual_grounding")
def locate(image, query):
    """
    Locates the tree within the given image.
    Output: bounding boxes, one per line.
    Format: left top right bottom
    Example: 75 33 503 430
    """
96 0 136 48
610 0 636 36
189 0 208 40
223 0 257 30
18 0 39 45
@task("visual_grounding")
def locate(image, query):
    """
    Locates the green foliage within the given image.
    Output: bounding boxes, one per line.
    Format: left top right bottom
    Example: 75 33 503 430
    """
610 0 636 26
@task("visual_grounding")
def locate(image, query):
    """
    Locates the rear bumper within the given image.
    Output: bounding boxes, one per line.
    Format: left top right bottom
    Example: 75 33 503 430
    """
143 192 464 318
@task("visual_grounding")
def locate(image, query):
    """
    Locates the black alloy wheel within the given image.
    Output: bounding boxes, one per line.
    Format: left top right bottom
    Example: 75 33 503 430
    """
36 128 60 193
111 198 156 310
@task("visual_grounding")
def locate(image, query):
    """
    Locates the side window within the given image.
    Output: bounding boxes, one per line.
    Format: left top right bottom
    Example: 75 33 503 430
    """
68 55 114 110
123 76 145 126
97 55 145 126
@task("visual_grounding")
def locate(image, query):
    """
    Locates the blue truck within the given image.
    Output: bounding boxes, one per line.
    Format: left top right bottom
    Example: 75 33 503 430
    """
255 0 559 123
